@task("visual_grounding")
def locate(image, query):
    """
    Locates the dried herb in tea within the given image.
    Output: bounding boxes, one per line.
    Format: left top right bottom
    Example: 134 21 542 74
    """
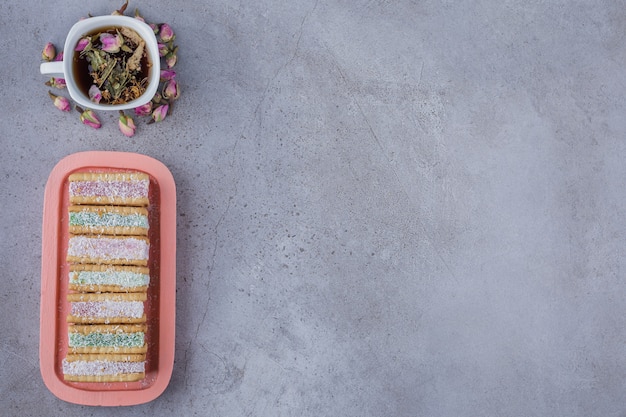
74 26 151 105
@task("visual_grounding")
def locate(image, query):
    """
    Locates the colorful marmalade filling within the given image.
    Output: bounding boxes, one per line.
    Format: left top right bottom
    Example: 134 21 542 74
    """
69 180 149 198
70 270 150 287
70 301 144 318
69 211 149 228
67 236 149 261
69 331 145 347
62 359 145 376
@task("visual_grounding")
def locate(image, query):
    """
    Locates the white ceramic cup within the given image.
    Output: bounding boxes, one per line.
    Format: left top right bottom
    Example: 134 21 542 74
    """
40 15 160 111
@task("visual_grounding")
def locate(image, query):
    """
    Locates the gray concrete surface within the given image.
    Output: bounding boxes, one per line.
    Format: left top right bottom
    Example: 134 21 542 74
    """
1 0 625 415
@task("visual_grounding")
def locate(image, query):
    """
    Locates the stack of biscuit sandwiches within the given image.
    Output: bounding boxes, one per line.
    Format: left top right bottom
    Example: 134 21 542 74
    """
62 172 151 383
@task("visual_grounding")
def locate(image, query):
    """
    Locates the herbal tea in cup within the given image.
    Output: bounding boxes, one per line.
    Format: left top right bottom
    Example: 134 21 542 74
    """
40 15 160 111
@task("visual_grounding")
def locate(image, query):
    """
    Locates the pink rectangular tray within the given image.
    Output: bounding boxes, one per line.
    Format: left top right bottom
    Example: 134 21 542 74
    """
40 151 176 406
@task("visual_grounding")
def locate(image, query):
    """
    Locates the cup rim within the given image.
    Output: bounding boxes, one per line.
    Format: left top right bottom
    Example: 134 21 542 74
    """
64 15 160 111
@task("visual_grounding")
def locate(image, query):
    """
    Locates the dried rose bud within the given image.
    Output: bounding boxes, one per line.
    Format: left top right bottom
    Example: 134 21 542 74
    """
54 51 64 61
152 92 163 104
48 91 71 112
76 106 102 129
118 111 136 137
45 77 66 89
160 69 176 81
165 47 178 68
112 0 129 15
159 24 175 43
134 102 152 116
151 104 169 123
88 85 102 103
149 23 159 34
75 37 91 52
134 9 145 22
158 43 169 58
100 33 123 53
42 42 56 61
162 79 180 101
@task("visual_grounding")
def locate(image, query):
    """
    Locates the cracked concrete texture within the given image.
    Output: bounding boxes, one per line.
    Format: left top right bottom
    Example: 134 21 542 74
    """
1 0 626 415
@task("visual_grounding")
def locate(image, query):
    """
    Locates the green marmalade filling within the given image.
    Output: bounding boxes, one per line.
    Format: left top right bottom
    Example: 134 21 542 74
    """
69 212 148 228
70 270 150 287
69 332 145 347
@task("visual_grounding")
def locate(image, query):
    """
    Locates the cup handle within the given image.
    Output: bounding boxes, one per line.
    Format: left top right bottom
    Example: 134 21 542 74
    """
40 61 64 76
